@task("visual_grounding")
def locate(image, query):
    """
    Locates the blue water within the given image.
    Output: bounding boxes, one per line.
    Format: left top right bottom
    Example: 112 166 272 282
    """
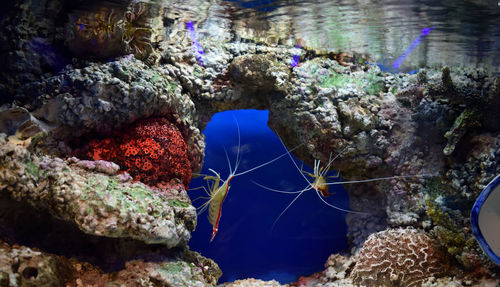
188 109 350 284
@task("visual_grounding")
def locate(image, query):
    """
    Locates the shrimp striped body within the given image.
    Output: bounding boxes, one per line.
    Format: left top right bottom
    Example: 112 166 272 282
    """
308 159 335 197
312 173 330 197
252 138 433 229
206 173 234 242
191 117 304 242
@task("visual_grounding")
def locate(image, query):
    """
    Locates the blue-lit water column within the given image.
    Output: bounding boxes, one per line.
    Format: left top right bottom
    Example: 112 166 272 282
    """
188 109 350 284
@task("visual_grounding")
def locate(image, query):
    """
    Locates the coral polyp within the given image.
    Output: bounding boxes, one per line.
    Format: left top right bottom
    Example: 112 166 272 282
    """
66 2 154 59
85 118 191 188
121 3 154 57
75 8 120 43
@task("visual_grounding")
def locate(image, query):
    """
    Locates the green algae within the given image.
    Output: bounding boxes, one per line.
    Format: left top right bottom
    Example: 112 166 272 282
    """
193 67 202 78
150 71 161 84
426 199 454 230
82 175 166 217
169 82 178 93
425 198 475 257
85 206 93 215
363 72 383 95
319 72 355 89
423 178 475 257
168 199 190 208
161 262 187 274
317 69 382 95
443 109 481 156
25 159 40 178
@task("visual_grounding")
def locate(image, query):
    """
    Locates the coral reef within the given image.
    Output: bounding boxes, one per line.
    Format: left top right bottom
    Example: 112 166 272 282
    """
0 134 195 247
86 117 192 188
350 227 450 287
0 241 221 286
14 55 204 174
219 278 287 287
287 254 356 287
2 0 500 285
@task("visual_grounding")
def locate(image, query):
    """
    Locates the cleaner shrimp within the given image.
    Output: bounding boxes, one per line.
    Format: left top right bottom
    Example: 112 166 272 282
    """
192 120 303 242
253 137 432 229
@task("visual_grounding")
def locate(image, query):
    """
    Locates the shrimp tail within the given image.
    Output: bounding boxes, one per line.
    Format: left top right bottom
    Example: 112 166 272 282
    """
210 227 218 242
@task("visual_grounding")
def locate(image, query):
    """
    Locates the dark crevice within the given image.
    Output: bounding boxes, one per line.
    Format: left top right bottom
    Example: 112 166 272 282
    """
22 267 38 280
0 193 184 272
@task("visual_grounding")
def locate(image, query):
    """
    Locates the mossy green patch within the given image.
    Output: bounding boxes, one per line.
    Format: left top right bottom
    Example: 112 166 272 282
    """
311 129 321 140
25 160 40 178
426 199 454 230
426 199 469 257
169 82 178 93
454 109 481 130
423 177 452 198
83 175 166 216
317 70 382 95
161 262 187 274
319 72 356 89
193 67 202 78
85 206 93 215
168 199 190 208
363 72 383 95
150 71 161 84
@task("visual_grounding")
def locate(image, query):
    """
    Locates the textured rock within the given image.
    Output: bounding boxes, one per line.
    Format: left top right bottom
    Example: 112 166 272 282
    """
0 241 65 286
0 241 221 287
0 134 196 247
0 106 54 138
0 0 66 103
350 227 450 287
219 278 287 287
17 55 204 174
229 53 290 93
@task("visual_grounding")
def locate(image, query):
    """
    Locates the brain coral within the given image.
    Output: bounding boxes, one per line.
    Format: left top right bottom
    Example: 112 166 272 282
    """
86 117 191 188
350 227 450 287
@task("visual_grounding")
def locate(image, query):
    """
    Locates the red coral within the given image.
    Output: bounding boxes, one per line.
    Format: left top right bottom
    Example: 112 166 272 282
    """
85 118 191 188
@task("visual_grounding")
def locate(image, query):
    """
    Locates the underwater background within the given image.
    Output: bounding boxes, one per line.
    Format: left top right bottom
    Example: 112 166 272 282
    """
0 0 499 286
188 109 349 283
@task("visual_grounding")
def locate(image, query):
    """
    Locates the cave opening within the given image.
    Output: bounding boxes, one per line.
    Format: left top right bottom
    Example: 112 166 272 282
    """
187 109 350 284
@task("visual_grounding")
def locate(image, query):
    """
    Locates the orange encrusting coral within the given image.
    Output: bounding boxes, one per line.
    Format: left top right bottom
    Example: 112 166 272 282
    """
86 118 191 188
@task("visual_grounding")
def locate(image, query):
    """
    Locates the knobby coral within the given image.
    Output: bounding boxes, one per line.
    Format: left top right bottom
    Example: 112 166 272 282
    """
350 227 450 287
86 117 191 188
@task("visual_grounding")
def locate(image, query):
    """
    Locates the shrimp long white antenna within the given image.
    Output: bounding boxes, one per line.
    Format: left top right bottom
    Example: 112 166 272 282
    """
191 116 305 241
324 174 434 185
232 114 242 174
251 180 307 194
233 143 304 177
271 185 314 230
255 133 368 229
314 189 366 214
223 147 233 175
